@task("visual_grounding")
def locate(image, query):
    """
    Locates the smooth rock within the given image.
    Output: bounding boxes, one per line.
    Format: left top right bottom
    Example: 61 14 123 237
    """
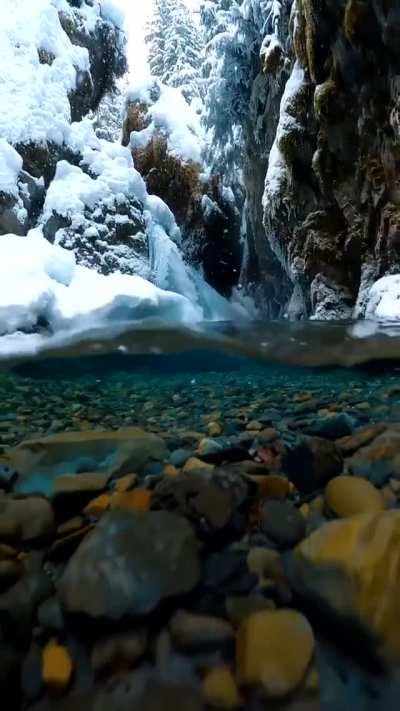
247 547 284 584
285 436 343 493
8 428 168 495
305 414 355 440
42 642 73 693
225 596 276 626
203 666 242 709
169 610 234 651
262 500 306 548
151 472 237 538
347 428 400 486
325 476 385 518
59 510 200 619
110 489 152 512
297 511 400 660
336 424 387 456
53 472 110 495
0 497 54 543
236 609 314 697
91 630 147 675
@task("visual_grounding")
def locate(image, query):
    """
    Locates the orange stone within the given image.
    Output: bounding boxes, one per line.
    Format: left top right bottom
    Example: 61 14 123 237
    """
248 474 292 500
164 464 179 477
110 489 152 512
183 457 214 474
113 473 138 493
42 642 73 693
83 493 111 518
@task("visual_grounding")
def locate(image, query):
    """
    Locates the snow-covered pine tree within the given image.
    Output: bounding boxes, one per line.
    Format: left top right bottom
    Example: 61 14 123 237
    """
146 0 205 104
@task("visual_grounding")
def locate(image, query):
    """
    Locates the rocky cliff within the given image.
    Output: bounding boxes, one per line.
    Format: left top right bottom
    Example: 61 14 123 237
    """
233 0 400 319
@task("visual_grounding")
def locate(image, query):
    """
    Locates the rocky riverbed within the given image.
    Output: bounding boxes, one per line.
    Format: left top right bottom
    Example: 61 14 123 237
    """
1 355 400 709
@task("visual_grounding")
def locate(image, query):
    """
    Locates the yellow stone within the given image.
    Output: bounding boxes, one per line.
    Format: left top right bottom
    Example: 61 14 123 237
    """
113 473 138 493
247 548 282 585
42 642 73 692
183 457 214 474
83 493 111 518
236 609 314 697
208 421 223 437
325 476 385 518
300 503 310 519
297 511 400 660
203 666 242 709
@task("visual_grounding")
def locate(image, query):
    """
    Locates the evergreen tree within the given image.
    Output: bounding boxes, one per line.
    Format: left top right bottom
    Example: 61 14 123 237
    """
146 0 204 104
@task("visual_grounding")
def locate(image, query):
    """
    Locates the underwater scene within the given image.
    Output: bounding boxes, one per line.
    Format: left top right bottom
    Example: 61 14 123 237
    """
0 322 400 710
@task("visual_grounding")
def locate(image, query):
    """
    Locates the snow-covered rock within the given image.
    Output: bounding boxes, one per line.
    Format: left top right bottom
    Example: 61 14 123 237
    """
125 79 204 165
365 275 400 322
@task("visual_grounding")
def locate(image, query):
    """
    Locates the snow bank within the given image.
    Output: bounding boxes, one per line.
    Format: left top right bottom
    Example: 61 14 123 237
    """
0 231 201 343
0 139 23 197
126 79 204 164
365 275 400 321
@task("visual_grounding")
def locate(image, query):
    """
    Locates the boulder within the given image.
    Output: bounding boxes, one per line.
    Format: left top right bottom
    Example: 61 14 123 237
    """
8 429 168 495
297 511 400 660
59 510 200 619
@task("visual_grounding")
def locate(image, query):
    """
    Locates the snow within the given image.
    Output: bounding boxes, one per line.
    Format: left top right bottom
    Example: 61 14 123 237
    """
365 275 400 321
0 139 23 197
126 79 204 164
263 61 305 209
0 230 201 345
0 0 92 147
42 139 147 222
100 0 125 30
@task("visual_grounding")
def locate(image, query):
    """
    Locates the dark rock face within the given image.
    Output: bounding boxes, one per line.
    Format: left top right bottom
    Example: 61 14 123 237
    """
241 0 400 318
58 510 201 619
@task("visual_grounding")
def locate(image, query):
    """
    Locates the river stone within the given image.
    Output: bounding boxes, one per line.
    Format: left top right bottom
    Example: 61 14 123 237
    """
236 609 314 697
151 472 237 538
325 476 385 518
262 500 306 548
0 497 55 542
169 610 234 651
346 428 400 486
285 436 343 493
7 428 168 495
58 510 200 619
297 511 400 660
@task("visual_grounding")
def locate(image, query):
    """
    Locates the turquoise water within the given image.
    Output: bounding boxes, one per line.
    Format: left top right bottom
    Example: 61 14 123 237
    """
1 348 399 448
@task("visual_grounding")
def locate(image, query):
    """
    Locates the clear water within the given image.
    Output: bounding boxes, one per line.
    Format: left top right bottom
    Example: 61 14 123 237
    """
1 321 400 710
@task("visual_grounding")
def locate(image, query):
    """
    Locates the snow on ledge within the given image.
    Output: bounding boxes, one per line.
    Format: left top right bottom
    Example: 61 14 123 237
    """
126 79 204 165
0 139 23 197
